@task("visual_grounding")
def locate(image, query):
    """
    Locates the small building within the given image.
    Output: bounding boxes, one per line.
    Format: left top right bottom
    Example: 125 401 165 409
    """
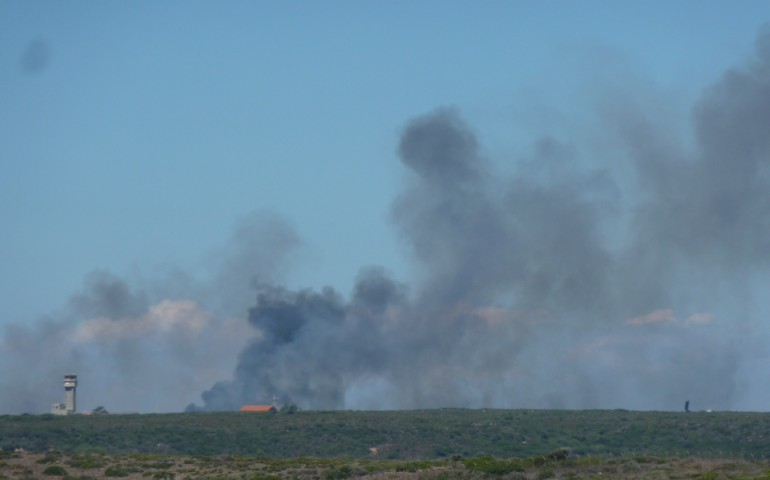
240 405 277 413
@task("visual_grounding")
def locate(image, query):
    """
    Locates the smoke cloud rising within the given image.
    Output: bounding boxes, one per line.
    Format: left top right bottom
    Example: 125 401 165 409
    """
3 28 770 413
0 212 290 413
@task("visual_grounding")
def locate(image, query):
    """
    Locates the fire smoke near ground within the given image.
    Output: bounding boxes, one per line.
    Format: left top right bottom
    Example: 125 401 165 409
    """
190 28 770 412
3 28 770 413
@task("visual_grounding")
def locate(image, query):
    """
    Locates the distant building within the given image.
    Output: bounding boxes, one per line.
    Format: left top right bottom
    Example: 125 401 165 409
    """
51 374 78 415
240 405 277 413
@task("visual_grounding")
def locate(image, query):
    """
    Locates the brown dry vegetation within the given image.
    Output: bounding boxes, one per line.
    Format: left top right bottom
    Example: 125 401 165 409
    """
2 451 770 480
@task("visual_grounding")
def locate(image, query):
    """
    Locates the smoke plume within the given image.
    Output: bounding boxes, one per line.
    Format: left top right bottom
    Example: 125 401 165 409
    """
0 212 292 413
196 26 770 411
3 27 770 414
187 26 770 411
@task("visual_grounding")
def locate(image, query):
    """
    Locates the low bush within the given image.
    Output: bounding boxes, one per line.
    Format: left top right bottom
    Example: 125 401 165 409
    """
67 453 105 469
324 465 352 480
42 465 68 476
104 465 132 477
463 456 525 475
537 469 555 479
548 448 571 460
247 475 280 480
396 461 434 472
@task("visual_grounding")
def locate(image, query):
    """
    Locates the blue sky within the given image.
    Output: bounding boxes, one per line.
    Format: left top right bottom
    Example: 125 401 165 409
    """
2 1 766 326
2 2 770 413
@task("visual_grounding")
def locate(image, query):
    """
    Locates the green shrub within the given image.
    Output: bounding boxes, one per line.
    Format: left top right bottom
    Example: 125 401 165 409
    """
104 465 132 477
537 469 555 480
42 465 68 476
280 403 300 414
697 473 719 480
68 453 105 469
324 465 352 480
548 448 571 461
395 461 433 472
464 456 525 475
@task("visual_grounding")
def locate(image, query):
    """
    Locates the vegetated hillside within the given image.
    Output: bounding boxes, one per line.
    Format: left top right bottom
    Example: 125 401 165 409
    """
4 450 770 480
1 409 769 459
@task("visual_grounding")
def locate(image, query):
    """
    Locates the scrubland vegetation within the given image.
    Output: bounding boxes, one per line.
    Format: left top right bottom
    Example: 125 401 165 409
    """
3 449 770 480
2 409 770 479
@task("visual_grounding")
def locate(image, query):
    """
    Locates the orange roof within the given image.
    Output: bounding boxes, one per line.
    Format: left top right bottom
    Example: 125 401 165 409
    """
240 405 277 413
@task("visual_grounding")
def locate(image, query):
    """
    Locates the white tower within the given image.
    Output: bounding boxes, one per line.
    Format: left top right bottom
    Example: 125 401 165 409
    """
63 374 77 414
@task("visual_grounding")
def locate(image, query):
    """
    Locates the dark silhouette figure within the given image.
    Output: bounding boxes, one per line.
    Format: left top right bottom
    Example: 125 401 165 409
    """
685 400 690 413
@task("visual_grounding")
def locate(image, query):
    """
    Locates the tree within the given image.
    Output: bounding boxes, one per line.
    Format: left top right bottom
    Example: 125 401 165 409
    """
280 403 300 414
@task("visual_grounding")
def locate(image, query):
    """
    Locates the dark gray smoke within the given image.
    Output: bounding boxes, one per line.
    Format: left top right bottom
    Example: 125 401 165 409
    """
70 271 149 320
0 212 295 414
190 26 770 412
4 27 770 414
